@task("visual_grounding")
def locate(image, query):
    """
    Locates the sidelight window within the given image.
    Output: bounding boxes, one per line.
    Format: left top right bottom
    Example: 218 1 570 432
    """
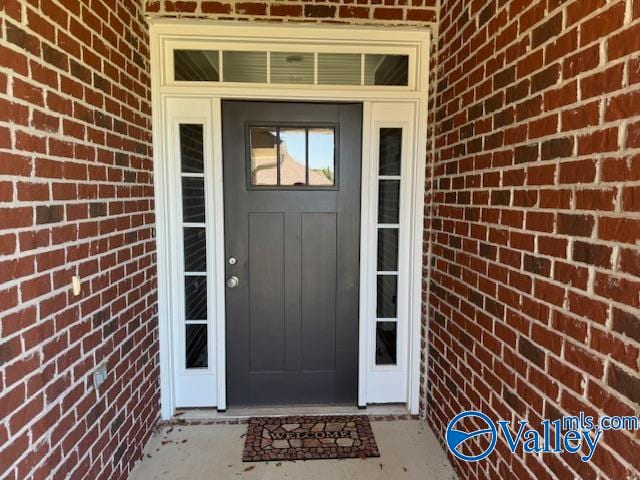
179 124 208 369
375 127 403 366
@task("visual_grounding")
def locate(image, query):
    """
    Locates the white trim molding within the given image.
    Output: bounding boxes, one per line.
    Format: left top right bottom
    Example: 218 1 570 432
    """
150 21 431 419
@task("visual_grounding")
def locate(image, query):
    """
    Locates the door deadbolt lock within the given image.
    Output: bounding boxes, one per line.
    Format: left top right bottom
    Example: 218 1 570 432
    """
228 257 237 265
226 276 239 288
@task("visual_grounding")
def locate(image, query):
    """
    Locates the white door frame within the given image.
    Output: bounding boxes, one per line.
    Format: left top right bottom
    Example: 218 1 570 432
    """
150 21 431 419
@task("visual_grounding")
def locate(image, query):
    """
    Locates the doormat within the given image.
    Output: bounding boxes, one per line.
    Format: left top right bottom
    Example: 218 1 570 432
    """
242 415 380 462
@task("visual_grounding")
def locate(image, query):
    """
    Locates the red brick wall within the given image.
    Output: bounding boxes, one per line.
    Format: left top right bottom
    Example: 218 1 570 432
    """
427 1 640 479
145 0 437 23
0 1 157 479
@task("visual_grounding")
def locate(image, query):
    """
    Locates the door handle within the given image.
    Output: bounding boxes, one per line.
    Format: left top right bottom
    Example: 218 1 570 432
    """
226 276 239 288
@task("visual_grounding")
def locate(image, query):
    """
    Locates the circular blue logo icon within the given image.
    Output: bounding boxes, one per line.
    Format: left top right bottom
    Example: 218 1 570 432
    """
446 411 497 462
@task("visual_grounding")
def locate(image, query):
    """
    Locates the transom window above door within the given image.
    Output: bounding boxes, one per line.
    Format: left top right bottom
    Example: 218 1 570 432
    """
249 126 336 188
161 29 422 90
174 50 409 86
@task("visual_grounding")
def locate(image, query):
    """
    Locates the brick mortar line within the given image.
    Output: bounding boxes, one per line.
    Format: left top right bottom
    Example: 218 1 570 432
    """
423 355 622 480
0 2 158 479
143 12 436 27
428 280 637 388
435 69 640 141
11 3 153 92
429 250 639 319
435 14 640 114
427 275 638 396
0 237 157 326
2 300 159 472
437 1 637 77
0 229 156 272
428 260 638 360
0 34 152 139
426 302 639 478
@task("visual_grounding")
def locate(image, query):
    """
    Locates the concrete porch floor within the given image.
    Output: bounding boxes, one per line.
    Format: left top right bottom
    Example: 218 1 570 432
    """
129 420 457 480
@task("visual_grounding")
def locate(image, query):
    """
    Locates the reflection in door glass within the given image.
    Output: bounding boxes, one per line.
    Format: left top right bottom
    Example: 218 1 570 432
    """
308 129 335 186
375 322 397 365
181 177 205 223
271 52 314 84
378 180 400 224
377 228 399 272
183 227 207 272
249 127 335 187
318 53 361 85
250 127 278 185
279 128 306 186
364 55 409 86
379 128 402 175
179 124 204 173
185 276 207 320
186 324 208 368
174 50 220 82
222 51 267 83
376 275 397 318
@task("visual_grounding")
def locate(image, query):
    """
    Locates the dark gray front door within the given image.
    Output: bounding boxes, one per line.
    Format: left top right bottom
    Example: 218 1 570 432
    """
223 101 362 406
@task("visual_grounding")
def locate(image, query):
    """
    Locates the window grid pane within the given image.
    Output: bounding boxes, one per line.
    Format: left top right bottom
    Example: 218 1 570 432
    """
181 177 205 223
317 53 362 85
250 127 279 186
174 50 220 82
375 322 397 365
377 228 399 272
222 51 267 83
186 324 208 368
379 128 402 175
179 124 204 173
308 128 335 186
249 126 335 188
270 52 314 84
364 54 409 86
279 128 307 186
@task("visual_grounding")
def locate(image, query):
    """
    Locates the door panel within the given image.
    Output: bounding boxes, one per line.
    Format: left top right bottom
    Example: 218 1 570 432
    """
301 213 337 372
248 212 285 372
223 101 362 406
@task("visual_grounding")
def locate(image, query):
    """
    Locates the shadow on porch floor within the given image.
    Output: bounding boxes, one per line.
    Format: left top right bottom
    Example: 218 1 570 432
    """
129 420 457 479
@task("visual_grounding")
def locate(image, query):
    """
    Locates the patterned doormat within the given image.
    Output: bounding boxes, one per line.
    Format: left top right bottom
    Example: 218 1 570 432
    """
242 415 380 462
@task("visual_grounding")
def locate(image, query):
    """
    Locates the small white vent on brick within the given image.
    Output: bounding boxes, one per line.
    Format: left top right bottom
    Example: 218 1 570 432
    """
93 363 107 390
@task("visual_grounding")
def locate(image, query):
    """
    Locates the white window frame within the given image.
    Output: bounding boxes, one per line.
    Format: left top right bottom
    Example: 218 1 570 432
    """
150 20 431 419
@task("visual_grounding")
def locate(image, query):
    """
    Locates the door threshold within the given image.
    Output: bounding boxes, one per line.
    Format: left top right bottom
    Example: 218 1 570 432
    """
167 404 414 425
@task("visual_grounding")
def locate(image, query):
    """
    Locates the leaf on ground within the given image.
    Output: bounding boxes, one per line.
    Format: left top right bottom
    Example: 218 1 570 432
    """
181 439 188 443
379 463 384 470
403 467 408 472
243 466 255 472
